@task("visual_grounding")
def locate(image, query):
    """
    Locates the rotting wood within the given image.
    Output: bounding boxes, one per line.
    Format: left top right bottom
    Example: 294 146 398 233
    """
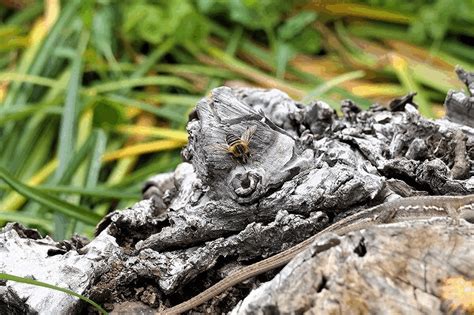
1 67 474 314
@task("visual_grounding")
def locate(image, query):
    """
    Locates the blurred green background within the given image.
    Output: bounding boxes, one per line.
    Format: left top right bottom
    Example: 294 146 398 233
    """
0 0 472 239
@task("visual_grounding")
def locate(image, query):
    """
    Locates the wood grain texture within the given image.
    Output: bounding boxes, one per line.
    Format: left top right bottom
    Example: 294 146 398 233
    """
231 219 474 314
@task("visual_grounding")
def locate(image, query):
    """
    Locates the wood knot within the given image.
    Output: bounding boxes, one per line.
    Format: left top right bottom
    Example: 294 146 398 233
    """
231 171 261 197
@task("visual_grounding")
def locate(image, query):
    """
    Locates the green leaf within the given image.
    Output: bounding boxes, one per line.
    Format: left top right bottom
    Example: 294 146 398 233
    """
104 94 186 123
196 0 227 14
304 70 366 102
408 20 427 43
5 1 43 25
122 3 165 44
0 103 62 125
121 0 208 44
165 0 194 32
0 183 139 200
0 273 107 315
131 37 175 79
0 167 102 226
85 130 107 188
92 100 127 128
3 0 81 108
109 152 181 189
55 30 88 181
0 211 51 230
42 186 138 200
53 29 89 239
228 0 284 30
87 76 195 94
92 5 120 72
275 41 295 79
288 28 321 54
174 11 210 43
278 11 317 40
137 6 166 44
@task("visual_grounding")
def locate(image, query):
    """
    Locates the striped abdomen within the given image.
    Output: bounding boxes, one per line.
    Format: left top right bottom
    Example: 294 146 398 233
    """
225 133 249 159
226 133 241 146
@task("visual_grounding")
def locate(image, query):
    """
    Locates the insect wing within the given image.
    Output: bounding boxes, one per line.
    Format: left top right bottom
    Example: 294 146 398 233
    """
209 143 230 153
241 125 257 143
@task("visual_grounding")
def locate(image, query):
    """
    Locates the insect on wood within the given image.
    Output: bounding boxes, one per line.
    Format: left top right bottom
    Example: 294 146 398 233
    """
214 125 257 163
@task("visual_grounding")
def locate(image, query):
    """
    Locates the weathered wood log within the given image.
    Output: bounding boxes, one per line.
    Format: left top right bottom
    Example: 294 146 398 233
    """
0 222 121 314
115 68 474 313
1 67 473 314
231 218 474 314
444 66 474 128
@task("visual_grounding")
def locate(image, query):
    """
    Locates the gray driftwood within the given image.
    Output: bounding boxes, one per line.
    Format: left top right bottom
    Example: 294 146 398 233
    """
0 222 121 314
444 66 474 128
1 67 474 314
231 218 474 315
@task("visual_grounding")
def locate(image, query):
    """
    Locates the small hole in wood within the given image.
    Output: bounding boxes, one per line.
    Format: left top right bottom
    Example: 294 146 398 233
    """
241 177 251 188
315 275 328 293
354 238 367 257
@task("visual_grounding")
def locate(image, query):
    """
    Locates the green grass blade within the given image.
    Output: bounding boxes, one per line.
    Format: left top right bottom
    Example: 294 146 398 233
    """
0 183 139 200
87 76 195 94
0 273 107 315
109 152 181 189
6 1 43 25
390 55 433 117
56 132 97 186
3 0 81 108
0 72 58 88
43 186 139 200
131 37 175 79
85 130 107 188
53 30 89 239
304 70 366 102
156 64 236 79
0 104 62 125
0 211 52 230
135 93 200 107
3 114 53 176
0 167 101 225
55 31 88 180
15 122 56 181
104 94 186 123
115 125 188 142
